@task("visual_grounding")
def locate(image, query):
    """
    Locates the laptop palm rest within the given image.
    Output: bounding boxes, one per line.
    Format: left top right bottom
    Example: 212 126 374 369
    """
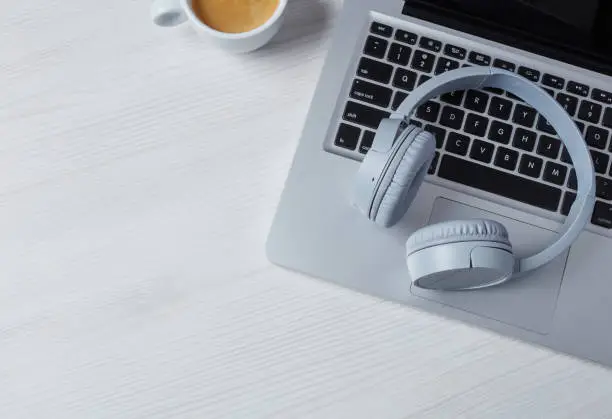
410 197 569 335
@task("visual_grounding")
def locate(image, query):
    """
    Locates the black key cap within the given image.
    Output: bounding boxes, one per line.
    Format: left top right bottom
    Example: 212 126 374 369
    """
591 149 609 174
518 66 540 82
543 87 555 97
578 100 603 123
560 147 572 164
536 115 556 134
470 139 495 163
489 96 513 120
419 36 442 52
537 135 561 159
439 105 465 129
596 176 612 200
364 35 388 59
543 161 567 185
512 103 537 127
575 120 586 133
416 100 440 122
488 120 512 144
513 128 537 151
392 68 417 92
592 201 612 228
567 81 589 97
518 154 543 178
391 91 408 111
440 90 464 106
592 88 612 105
343 101 390 129
350 79 393 108
604 108 612 128
561 192 576 216
494 146 519 171
568 169 577 190
424 125 446 149
410 119 423 128
542 74 565 89
556 93 578 116
359 130 376 154
395 29 418 45
371 22 393 37
444 44 466 59
428 151 440 174
335 123 360 150
411 50 435 73
418 74 431 86
446 132 470 155
468 51 490 66
465 90 489 113
464 113 488 137
506 91 524 102
357 57 393 84
438 155 562 212
585 126 609 149
387 42 411 65
493 58 516 72
484 87 504 95
435 57 459 75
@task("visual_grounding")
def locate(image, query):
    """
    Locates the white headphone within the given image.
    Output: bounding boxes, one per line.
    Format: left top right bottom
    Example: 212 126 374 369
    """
352 66 596 291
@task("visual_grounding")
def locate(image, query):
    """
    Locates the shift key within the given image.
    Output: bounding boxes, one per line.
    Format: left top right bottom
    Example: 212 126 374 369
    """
343 101 390 130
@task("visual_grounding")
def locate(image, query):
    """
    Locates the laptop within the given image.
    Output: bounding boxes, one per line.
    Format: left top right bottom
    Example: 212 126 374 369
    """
266 0 612 367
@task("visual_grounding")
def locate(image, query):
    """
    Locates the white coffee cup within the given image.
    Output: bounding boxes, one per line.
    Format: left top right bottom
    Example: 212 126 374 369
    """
150 0 288 53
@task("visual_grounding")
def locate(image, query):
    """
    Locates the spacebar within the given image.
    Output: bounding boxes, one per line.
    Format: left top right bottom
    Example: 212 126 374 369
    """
437 155 562 212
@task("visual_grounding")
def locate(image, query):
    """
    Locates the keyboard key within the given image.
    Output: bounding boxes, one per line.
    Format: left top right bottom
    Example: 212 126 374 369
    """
518 154 543 178
591 149 609 174
464 90 489 113
446 132 470 155
387 43 411 65
575 120 586 133
468 51 490 66
542 74 565 89
410 119 423 127
392 68 417 92
512 103 537 127
411 50 435 73
441 90 464 106
464 113 488 137
561 192 576 216
494 146 518 170
596 176 612 200
435 57 459 75
419 36 442 52
567 81 589 97
428 151 440 174
335 123 360 150
537 135 561 159
391 91 408 111
493 58 516 72
536 115 556 134
418 74 431 86
592 88 612 105
359 130 376 154
395 29 418 45
440 105 465 129
484 87 504 95
518 66 540 82
585 126 609 149
488 120 512 144
556 93 578 116
371 21 393 37
357 57 393 84
488 96 512 120
506 91 524 102
364 35 388 59
438 155 562 212
560 147 572 164
543 161 567 185
578 100 603 124
350 79 393 108
416 100 440 122
424 125 446 148
470 139 495 163
568 169 577 190
543 87 555 97
444 44 466 59
592 201 612 228
604 108 612 128
343 101 390 129
513 128 537 151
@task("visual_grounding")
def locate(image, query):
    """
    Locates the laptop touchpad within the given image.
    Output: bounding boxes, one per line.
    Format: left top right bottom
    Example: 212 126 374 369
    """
409 197 569 335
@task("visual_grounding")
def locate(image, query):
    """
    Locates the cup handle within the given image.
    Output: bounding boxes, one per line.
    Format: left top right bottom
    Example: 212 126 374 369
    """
151 0 187 27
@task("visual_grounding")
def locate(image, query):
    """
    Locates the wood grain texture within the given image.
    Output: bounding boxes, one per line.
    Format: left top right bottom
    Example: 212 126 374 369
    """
2 0 612 417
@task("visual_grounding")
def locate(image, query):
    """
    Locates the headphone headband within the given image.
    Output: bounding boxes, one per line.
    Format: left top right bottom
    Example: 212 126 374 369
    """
393 66 596 276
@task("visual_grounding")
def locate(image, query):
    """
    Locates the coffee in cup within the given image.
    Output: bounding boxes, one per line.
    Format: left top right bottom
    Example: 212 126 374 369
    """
192 0 280 34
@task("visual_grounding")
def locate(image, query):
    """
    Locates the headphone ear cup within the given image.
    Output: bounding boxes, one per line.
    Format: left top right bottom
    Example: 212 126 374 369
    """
371 128 436 227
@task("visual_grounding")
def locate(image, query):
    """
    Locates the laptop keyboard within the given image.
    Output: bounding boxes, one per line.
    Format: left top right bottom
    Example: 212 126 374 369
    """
332 20 612 230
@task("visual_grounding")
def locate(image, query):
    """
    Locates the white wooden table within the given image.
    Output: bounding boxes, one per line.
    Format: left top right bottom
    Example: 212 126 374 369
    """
3 0 612 417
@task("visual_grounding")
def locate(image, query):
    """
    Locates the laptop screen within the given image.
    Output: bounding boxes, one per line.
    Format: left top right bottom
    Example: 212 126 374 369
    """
402 0 612 76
